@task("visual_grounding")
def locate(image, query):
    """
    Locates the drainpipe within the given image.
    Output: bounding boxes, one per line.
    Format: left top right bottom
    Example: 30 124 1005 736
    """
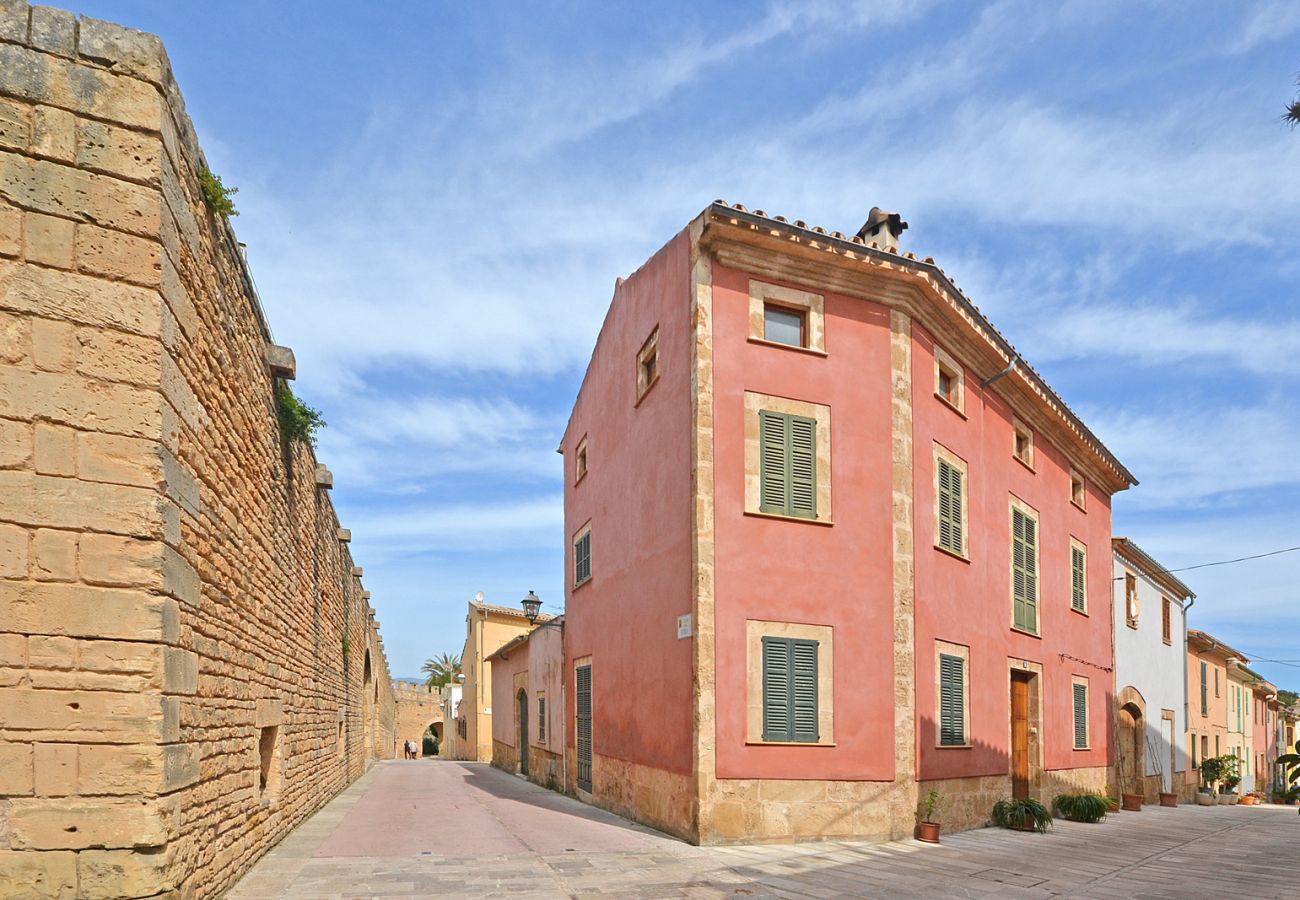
981 354 1019 388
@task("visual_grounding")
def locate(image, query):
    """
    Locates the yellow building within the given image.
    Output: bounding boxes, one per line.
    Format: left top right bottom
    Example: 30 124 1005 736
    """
1226 660 1253 792
454 595 553 761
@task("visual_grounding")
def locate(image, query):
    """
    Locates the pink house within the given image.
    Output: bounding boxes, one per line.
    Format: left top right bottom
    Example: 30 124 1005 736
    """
557 203 1136 843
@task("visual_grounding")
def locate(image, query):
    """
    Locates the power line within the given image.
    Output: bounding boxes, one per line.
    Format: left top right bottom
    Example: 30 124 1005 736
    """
1113 544 1300 582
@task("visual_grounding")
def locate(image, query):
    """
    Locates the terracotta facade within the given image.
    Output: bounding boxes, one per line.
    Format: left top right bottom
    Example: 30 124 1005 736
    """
0 5 396 896
558 203 1136 844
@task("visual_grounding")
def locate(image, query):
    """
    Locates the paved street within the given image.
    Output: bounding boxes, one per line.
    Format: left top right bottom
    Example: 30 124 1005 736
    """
226 760 1300 899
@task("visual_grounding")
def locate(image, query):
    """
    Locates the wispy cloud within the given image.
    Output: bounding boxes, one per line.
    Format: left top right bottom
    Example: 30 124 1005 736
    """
1227 0 1300 54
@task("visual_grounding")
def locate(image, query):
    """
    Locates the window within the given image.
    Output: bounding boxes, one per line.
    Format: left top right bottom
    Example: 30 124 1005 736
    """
936 644 969 747
576 663 592 791
1215 735 1220 756
759 410 817 519
1010 500 1038 634
1215 667 1220 697
763 303 807 348
337 720 345 758
1191 732 1198 769
1161 597 1172 645
573 524 592 587
1072 678 1089 749
744 392 832 524
935 448 967 557
748 279 825 353
761 636 819 743
1012 418 1034 468
1070 541 1087 613
1200 660 1208 716
1125 572 1139 628
635 327 659 403
537 696 546 741
258 725 281 798
1202 734 1209 759
933 345 964 414
575 437 588 484
1069 469 1086 510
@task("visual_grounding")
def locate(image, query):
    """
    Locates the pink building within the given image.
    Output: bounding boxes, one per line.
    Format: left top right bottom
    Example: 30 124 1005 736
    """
557 202 1136 843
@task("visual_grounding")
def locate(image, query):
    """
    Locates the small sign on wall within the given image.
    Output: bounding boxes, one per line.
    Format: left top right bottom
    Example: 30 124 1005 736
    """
677 613 693 639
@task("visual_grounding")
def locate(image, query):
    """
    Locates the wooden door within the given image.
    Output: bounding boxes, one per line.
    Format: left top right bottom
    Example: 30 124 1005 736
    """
1011 673 1030 799
1160 717 1174 793
517 690 529 777
1118 706 1140 794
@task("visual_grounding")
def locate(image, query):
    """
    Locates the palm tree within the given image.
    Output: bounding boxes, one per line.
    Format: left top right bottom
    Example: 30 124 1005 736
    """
1288 73 1300 129
421 652 461 691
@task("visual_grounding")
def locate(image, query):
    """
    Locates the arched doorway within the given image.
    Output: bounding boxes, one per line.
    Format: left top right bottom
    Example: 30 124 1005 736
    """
362 648 374 759
423 722 443 757
1117 686 1147 800
517 688 529 777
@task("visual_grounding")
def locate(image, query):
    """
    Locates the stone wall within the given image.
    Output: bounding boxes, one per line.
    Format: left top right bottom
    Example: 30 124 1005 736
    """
0 3 396 897
394 680 443 757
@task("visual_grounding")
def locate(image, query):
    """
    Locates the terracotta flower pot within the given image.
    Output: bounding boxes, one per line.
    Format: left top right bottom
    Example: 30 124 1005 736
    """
1240 795 1256 806
1121 793 1144 811
1159 792 1178 807
918 821 940 843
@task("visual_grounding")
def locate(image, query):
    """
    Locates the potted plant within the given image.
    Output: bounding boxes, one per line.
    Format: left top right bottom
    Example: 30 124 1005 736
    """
1197 756 1226 806
1053 793 1108 823
1104 795 1121 813
1240 792 1258 806
991 797 1052 833
1217 756 1241 805
917 789 942 843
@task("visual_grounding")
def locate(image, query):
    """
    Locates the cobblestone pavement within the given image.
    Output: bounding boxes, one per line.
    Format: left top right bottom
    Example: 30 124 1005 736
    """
225 760 1300 899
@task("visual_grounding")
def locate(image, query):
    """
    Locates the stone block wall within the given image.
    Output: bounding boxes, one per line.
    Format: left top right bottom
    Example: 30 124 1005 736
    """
0 3 396 897
393 680 443 757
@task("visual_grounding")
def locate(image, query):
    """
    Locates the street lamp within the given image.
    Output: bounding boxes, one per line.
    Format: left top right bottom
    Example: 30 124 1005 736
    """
521 591 542 624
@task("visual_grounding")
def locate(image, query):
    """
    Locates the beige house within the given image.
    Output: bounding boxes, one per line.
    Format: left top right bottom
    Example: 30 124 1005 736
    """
454 595 553 761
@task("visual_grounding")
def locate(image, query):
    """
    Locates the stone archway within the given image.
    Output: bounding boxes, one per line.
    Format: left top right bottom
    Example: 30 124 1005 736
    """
1117 686 1146 798
423 721 443 756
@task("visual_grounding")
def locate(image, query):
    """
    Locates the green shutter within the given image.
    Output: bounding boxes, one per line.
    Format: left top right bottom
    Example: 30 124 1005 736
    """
759 411 817 519
537 697 545 741
574 532 591 585
576 665 592 790
1071 546 1085 611
1012 508 1037 631
937 460 963 554
1073 683 1088 748
1200 661 1208 715
939 654 965 745
762 637 818 743
761 637 792 741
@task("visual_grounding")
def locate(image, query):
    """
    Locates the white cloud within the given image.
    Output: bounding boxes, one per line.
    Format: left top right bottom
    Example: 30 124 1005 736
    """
345 494 563 557
1227 0 1300 54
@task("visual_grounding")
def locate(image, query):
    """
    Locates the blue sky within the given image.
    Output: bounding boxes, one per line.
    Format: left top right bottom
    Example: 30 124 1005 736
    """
78 1 1300 687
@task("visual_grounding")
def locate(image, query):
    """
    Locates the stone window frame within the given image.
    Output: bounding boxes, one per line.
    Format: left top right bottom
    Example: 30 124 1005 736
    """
1012 417 1034 470
934 639 971 749
743 391 832 525
933 442 969 561
745 619 834 746
747 279 826 356
635 326 660 405
1069 467 1087 511
1069 537 1088 616
1072 675 1091 750
572 520 592 590
933 344 965 415
574 435 588 485
1008 494 1041 637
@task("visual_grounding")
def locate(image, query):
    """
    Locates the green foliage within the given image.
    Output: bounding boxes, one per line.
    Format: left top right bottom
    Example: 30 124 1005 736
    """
422 652 462 690
1053 793 1108 824
1199 755 1230 788
341 634 351 663
1277 689 1298 707
921 789 942 823
198 166 238 217
1278 739 1300 812
277 385 325 448
991 797 1052 833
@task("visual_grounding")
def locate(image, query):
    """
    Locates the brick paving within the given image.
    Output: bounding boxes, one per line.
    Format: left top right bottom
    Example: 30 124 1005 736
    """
225 760 1300 899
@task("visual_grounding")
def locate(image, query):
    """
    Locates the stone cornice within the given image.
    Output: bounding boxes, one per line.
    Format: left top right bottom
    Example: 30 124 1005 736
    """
698 204 1136 497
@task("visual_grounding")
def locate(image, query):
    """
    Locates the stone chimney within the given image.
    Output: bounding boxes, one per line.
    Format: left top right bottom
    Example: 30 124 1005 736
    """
855 207 908 252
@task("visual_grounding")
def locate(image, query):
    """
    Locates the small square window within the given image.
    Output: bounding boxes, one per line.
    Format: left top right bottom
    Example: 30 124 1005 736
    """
1013 419 1034 468
636 328 659 403
575 437 588 484
763 303 807 348
258 725 281 799
933 346 964 413
1070 469 1086 510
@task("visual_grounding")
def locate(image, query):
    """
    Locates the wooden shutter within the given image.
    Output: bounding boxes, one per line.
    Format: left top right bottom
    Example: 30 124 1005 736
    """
1071 546 1086 611
537 698 545 741
761 637 792 741
1200 661 1208 716
788 417 817 519
939 653 965 745
937 460 963 554
576 665 592 790
762 637 818 743
575 532 591 585
1073 683 1088 748
791 639 819 742
1012 508 1038 631
759 411 789 514
1162 598 1171 642
759 411 817 519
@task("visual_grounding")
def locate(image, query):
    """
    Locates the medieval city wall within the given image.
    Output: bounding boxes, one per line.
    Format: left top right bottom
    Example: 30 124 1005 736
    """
0 3 396 897
394 680 444 757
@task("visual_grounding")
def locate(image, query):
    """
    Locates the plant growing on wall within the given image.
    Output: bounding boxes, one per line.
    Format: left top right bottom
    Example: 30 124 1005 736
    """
199 165 239 217
277 384 326 448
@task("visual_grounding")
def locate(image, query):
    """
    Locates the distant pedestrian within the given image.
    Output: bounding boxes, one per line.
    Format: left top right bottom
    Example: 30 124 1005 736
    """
404 739 417 759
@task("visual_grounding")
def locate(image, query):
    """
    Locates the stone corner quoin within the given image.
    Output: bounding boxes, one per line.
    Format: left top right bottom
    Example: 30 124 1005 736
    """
0 2 399 898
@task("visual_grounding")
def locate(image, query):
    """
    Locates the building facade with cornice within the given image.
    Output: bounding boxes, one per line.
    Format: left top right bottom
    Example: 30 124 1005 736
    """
557 202 1136 843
